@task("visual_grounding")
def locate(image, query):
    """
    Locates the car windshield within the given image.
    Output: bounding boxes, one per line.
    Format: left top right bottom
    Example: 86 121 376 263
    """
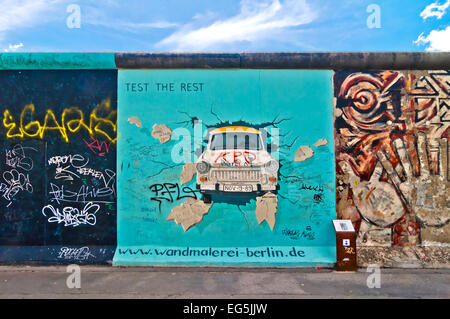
209 132 263 150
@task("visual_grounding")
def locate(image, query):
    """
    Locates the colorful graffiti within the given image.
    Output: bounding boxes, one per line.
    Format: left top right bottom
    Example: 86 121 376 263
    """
334 70 450 246
0 69 117 264
2 99 117 143
1 51 448 268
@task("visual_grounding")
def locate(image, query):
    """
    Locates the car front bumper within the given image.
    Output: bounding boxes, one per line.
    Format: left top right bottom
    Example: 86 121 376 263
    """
196 182 278 192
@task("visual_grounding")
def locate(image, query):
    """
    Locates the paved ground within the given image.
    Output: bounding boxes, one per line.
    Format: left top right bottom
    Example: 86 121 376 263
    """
0 266 448 298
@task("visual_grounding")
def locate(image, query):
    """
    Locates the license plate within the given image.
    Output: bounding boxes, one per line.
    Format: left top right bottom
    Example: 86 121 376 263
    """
223 185 253 192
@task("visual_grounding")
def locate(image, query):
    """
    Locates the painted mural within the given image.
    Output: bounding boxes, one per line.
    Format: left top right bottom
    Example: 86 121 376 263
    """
114 70 336 266
334 70 449 247
0 70 117 263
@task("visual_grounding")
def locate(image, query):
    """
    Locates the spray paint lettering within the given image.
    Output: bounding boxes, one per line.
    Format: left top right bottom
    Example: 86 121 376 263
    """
214 151 256 166
83 137 113 156
42 202 99 227
149 182 200 212
1 144 37 207
58 247 95 261
2 99 116 143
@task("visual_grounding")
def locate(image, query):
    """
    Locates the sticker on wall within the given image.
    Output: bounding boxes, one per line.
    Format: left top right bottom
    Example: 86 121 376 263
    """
114 70 336 266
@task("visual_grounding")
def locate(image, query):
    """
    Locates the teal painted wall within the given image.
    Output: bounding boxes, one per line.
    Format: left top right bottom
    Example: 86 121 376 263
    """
0 53 116 70
114 70 336 266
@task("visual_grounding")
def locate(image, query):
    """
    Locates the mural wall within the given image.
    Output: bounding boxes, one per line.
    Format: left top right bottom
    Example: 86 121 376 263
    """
114 70 336 266
0 69 117 263
334 70 449 247
0 53 448 267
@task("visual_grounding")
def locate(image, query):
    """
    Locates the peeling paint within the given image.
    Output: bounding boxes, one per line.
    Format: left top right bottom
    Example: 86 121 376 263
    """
357 221 392 246
357 246 450 268
421 241 450 247
255 192 278 231
294 145 314 162
167 198 212 231
127 116 142 128
420 223 450 244
180 163 196 185
151 124 172 144
313 138 328 147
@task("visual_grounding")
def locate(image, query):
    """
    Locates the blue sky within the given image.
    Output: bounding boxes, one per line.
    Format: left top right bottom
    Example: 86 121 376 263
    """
0 0 449 52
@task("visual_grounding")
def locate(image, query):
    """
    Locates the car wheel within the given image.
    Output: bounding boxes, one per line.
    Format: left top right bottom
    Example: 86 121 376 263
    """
203 194 212 204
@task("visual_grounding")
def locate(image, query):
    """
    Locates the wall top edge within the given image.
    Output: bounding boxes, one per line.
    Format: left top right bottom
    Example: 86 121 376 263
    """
0 52 448 70
0 53 116 70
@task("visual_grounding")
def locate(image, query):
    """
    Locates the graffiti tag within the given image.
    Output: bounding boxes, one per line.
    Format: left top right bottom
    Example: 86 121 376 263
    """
42 202 99 227
149 182 199 212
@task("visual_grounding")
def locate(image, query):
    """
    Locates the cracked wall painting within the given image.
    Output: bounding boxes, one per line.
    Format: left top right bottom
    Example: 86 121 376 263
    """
0 69 118 263
334 70 450 247
115 70 336 266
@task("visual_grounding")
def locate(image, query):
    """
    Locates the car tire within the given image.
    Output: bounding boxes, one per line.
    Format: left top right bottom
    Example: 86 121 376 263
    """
203 194 212 204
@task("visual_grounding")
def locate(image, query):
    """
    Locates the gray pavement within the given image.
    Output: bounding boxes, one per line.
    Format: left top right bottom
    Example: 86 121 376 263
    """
0 266 448 299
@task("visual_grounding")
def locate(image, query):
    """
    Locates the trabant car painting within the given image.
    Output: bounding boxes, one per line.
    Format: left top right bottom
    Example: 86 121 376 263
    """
196 126 279 203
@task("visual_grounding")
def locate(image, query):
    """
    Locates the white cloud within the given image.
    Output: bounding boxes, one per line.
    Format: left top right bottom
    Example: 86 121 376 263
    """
83 5 179 32
420 0 450 20
120 22 179 29
414 26 450 51
3 42 24 52
0 0 66 40
87 20 179 32
157 0 317 51
0 0 178 46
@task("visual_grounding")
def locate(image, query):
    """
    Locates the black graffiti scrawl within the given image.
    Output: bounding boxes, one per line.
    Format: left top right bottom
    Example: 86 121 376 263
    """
0 70 117 263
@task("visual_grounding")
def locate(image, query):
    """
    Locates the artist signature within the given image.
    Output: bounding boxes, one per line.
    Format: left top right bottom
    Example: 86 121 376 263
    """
282 226 315 240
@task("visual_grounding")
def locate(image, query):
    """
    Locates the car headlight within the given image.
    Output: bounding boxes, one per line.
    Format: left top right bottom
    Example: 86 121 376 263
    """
196 161 210 174
264 160 279 173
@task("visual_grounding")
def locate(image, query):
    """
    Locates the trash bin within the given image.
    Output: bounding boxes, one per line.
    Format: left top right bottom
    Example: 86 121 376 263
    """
332 220 357 271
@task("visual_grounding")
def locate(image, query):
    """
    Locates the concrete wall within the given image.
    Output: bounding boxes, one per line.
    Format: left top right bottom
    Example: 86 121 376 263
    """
334 70 449 268
114 69 336 267
0 54 117 264
0 52 448 267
